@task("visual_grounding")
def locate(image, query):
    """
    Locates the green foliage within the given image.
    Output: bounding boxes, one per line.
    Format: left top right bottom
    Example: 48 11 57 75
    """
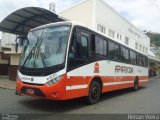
146 32 160 46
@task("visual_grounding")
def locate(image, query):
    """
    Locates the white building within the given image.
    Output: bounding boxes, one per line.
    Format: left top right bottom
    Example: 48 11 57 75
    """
60 0 150 55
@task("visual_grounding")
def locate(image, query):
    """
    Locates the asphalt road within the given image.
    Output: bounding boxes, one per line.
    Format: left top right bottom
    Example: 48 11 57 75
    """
0 77 160 115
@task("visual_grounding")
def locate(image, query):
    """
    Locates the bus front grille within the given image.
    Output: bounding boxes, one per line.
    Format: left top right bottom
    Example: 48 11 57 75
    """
22 82 44 86
21 87 46 97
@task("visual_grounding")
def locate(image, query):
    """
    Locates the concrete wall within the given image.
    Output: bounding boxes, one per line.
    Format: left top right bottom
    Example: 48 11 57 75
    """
10 54 20 65
60 0 94 28
1 32 16 48
0 54 9 64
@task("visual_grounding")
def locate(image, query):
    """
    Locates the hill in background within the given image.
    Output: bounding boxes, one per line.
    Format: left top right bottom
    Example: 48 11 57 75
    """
146 32 160 46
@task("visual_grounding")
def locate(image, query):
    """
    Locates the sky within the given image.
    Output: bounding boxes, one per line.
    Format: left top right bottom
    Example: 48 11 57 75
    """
0 0 160 39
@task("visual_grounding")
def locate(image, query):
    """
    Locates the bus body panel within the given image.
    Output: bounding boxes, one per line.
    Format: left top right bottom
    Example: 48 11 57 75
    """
17 59 148 100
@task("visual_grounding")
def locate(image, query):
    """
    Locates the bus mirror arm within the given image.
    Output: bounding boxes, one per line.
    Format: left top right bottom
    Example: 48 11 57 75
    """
15 38 19 53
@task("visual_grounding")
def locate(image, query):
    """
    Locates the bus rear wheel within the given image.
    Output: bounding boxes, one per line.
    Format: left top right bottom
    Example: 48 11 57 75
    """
133 77 139 91
87 81 101 104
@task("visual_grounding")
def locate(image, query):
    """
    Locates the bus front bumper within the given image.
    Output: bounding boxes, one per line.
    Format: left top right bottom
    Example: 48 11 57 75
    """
16 80 66 100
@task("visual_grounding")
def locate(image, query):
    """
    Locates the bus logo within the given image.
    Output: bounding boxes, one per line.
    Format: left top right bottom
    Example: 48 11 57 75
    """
31 78 34 82
94 62 100 73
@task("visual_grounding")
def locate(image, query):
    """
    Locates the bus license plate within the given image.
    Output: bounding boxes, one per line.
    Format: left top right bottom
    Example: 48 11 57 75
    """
26 89 34 94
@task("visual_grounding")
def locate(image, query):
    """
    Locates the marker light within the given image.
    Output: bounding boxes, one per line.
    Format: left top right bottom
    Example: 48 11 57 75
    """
47 75 63 86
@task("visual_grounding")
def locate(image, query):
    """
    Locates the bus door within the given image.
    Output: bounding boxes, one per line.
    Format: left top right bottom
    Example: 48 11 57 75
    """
66 28 90 98
68 28 90 70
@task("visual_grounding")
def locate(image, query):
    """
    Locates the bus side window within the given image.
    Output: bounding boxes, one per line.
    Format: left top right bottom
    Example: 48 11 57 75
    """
137 54 142 66
68 33 89 70
108 41 120 60
120 47 130 63
130 50 136 65
77 35 88 59
108 41 115 59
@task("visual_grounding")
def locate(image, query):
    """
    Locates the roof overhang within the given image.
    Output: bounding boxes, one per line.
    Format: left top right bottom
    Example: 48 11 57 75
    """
0 7 65 35
148 55 160 64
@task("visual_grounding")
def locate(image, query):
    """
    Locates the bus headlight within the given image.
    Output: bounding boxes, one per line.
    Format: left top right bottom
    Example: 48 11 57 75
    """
16 75 21 82
47 75 63 86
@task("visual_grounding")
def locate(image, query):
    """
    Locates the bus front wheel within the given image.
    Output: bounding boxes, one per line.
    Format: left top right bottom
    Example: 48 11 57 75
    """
87 81 101 104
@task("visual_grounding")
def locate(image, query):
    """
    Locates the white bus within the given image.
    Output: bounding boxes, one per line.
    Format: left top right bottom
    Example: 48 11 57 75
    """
16 21 148 104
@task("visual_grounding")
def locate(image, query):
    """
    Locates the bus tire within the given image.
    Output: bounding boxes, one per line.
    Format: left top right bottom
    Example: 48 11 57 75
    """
133 77 139 91
87 81 101 104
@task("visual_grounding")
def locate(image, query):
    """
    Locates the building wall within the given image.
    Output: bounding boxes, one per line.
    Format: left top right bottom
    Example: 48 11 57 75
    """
0 53 9 75
60 0 94 28
1 32 16 48
94 0 150 54
60 0 150 55
10 54 20 65
0 53 9 64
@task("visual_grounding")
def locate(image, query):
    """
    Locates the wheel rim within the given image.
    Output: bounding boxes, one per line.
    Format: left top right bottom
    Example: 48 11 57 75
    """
91 86 99 99
134 80 138 90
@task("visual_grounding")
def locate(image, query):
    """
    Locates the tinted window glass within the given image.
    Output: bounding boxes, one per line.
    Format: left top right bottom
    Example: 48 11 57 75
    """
120 46 129 62
145 57 148 67
91 36 107 57
108 41 115 59
95 37 104 56
108 41 120 60
114 44 120 59
77 36 88 59
137 54 142 66
141 56 146 67
130 50 136 65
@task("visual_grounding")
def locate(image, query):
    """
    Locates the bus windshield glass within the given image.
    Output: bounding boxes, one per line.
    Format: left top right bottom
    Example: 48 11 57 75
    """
19 25 71 68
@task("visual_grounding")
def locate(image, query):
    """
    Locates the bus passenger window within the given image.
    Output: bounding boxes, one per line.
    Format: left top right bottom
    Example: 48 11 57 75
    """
120 46 129 62
108 41 120 60
77 36 88 59
130 50 136 65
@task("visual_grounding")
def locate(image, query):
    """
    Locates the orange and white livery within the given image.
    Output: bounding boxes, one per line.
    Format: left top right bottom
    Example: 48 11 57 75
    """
16 21 148 104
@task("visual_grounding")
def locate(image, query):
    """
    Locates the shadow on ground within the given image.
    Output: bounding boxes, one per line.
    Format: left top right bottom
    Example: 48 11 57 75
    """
18 87 146 113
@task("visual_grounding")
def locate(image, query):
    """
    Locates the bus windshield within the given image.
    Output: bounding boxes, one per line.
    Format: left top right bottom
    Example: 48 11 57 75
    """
19 25 71 69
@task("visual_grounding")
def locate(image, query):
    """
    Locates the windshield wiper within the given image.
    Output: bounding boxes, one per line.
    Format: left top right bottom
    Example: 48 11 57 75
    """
22 30 44 67
22 37 39 67
33 37 46 68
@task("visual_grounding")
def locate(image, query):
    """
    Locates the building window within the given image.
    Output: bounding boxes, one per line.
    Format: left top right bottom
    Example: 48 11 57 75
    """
139 44 142 51
108 29 115 38
117 34 119 39
143 46 145 52
120 35 122 40
125 36 129 45
97 24 106 34
135 42 138 50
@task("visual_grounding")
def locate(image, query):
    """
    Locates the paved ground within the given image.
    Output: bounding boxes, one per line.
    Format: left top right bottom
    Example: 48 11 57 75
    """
0 76 15 90
0 76 160 115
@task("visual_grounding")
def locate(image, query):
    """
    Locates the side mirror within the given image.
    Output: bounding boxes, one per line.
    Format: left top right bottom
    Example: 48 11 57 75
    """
15 41 18 53
15 35 27 53
15 37 19 53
